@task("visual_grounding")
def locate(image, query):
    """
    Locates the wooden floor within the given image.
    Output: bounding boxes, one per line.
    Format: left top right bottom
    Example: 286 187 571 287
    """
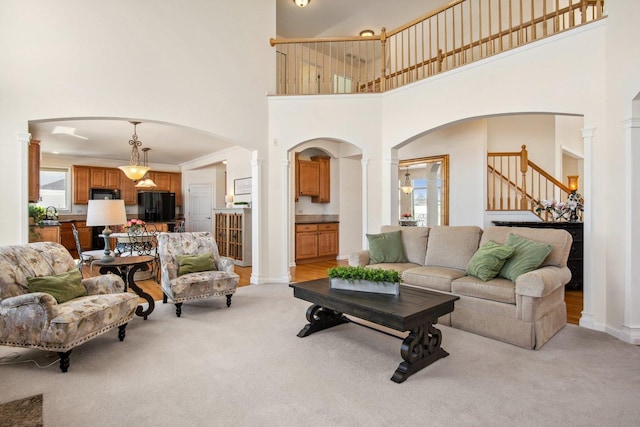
89 259 583 325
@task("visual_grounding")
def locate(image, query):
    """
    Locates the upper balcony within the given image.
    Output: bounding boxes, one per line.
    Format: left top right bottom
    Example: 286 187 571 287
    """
271 0 605 96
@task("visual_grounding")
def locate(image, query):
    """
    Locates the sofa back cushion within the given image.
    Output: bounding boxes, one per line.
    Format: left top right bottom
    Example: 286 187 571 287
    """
380 225 430 266
424 226 483 270
0 242 77 300
480 226 572 268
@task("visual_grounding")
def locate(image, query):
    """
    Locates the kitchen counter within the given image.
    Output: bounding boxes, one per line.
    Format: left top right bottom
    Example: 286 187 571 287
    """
295 214 339 224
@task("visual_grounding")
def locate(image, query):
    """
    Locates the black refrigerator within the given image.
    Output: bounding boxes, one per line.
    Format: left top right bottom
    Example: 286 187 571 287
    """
137 192 176 222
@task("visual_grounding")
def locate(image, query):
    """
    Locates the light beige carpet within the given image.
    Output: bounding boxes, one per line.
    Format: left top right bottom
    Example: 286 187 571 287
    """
0 283 639 426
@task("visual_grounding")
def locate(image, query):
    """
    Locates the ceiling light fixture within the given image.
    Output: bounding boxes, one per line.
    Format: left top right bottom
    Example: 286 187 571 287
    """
293 0 310 7
359 30 374 37
135 147 157 189
400 167 414 194
118 121 150 182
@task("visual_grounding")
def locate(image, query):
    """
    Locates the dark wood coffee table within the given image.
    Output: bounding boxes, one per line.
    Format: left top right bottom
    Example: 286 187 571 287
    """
290 278 459 383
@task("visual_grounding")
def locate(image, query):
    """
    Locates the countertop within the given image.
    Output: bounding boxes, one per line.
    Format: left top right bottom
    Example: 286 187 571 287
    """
295 214 339 224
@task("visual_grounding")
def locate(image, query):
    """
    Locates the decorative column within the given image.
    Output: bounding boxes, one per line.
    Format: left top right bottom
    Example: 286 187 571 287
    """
18 132 31 244
579 128 595 329
282 156 293 280
623 118 640 343
361 158 369 248
385 155 399 228
250 150 262 284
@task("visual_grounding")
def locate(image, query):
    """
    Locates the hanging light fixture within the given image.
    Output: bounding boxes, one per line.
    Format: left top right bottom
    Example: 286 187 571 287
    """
400 167 414 194
359 30 375 37
118 121 150 182
293 0 310 7
135 147 157 189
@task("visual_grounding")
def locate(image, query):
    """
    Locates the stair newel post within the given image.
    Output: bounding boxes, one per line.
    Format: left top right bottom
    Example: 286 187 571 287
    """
380 27 387 92
519 145 529 210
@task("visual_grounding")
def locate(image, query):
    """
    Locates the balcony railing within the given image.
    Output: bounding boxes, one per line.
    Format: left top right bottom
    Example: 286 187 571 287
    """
271 0 605 95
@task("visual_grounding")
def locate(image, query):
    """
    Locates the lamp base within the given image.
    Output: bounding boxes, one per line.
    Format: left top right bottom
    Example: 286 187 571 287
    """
101 227 115 263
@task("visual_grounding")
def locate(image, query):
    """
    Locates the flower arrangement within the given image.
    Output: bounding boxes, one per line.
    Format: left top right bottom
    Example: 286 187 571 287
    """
401 212 412 219
124 218 146 233
534 191 584 222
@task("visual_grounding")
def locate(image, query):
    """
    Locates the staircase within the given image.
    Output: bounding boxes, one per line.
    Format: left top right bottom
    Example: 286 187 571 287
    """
486 145 580 221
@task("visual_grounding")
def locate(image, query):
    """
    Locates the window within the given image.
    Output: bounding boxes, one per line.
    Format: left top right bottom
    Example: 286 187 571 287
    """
333 74 352 94
38 168 70 211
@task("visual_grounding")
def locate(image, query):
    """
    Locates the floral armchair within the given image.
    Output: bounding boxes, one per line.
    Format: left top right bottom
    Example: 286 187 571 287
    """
0 242 139 372
157 232 239 317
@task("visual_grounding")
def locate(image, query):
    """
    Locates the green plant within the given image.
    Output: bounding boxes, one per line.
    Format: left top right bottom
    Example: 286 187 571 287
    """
28 205 46 226
327 266 400 283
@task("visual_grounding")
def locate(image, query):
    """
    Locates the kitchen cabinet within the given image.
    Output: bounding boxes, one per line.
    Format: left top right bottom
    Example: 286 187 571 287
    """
294 153 330 203
90 167 120 189
29 225 60 244
170 173 182 206
147 172 171 191
60 221 93 257
120 171 137 205
311 155 330 203
295 222 338 264
28 139 41 203
213 208 252 266
73 166 91 204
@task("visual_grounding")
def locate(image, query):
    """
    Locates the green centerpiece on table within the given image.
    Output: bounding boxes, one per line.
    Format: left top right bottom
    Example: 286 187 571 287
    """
327 266 401 295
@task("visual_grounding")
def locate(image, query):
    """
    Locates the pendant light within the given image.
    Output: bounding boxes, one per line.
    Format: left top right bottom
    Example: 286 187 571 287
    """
293 0 310 7
135 147 157 189
118 121 150 182
400 167 414 194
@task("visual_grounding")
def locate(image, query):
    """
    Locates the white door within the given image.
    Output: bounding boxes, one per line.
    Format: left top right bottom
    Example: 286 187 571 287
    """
188 184 212 232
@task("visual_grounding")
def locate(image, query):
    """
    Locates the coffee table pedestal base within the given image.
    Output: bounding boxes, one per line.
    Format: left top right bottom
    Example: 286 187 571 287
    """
297 304 349 338
392 322 448 383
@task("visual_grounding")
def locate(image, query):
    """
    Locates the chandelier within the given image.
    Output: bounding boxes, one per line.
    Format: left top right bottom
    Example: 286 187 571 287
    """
135 147 157 189
293 0 310 7
400 167 414 194
118 121 150 182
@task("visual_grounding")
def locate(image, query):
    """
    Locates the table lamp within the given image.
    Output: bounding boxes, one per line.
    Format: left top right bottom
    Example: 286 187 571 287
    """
85 199 127 262
225 194 234 208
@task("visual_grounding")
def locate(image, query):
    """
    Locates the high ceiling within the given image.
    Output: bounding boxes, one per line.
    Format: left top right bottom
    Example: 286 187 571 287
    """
31 0 443 166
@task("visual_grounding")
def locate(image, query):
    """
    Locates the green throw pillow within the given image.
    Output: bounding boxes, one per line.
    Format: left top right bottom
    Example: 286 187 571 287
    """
498 234 553 282
366 230 408 264
27 269 86 303
466 240 515 281
177 252 217 276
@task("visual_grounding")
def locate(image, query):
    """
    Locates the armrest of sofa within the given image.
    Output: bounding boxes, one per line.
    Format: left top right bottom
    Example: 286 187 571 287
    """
515 266 572 298
0 292 59 331
82 273 125 295
216 256 235 273
348 250 370 267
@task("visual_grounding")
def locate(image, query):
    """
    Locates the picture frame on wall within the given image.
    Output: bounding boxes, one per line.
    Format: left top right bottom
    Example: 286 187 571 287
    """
234 177 252 195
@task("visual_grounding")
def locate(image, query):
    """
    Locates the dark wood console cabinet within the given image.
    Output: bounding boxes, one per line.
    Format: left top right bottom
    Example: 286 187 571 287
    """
492 221 583 290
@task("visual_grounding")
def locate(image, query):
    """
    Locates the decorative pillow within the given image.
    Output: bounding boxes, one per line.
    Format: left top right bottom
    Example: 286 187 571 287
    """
177 252 217 276
498 233 553 282
27 269 86 303
366 230 408 264
466 240 515 281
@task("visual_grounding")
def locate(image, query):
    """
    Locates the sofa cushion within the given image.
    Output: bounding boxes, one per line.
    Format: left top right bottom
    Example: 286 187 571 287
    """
452 275 516 304
424 226 483 270
27 269 87 303
466 240 515 281
481 226 572 268
498 234 553 282
381 225 430 266
366 262 420 275
402 266 466 292
177 252 217 276
366 230 408 264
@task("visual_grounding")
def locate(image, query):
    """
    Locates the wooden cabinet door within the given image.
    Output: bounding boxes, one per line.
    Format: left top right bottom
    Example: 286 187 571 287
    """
317 224 338 257
73 166 91 204
152 172 171 191
76 221 92 250
120 171 137 205
28 139 40 203
90 168 106 188
106 168 120 189
311 155 330 203
170 173 182 206
295 224 319 260
214 213 229 256
29 226 60 243
298 160 319 197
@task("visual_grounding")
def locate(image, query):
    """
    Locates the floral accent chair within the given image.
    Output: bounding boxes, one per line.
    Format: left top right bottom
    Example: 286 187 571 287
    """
157 232 239 317
0 242 139 372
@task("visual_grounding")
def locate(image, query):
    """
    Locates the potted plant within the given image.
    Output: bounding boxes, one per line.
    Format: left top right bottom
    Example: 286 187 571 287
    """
28 205 46 241
327 266 401 295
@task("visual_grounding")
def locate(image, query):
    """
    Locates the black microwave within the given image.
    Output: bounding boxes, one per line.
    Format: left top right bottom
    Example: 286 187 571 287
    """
90 188 120 200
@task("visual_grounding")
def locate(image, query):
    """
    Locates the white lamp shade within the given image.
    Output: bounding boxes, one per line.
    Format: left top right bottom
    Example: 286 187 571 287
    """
85 199 127 227
225 195 234 203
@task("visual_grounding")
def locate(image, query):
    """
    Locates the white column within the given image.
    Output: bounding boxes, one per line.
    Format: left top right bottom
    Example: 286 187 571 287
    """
361 158 369 248
386 155 399 226
622 118 640 343
579 128 595 329
250 150 263 284
18 132 32 244
282 156 293 278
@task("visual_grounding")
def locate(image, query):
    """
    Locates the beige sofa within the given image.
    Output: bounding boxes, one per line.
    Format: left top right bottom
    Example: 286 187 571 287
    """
349 225 573 349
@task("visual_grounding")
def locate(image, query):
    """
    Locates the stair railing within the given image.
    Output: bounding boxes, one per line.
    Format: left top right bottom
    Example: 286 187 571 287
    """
487 145 576 221
270 0 605 95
